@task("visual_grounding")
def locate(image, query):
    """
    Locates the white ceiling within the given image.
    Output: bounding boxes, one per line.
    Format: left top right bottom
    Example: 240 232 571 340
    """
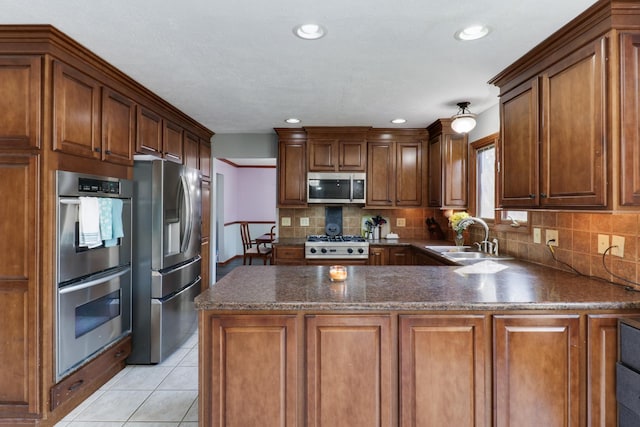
0 0 596 134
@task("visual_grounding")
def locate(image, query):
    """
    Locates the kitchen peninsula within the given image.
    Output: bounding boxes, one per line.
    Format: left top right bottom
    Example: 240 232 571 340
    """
195 261 640 427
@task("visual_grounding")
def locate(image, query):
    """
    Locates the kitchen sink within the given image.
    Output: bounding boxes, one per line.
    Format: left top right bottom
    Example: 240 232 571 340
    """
425 245 514 262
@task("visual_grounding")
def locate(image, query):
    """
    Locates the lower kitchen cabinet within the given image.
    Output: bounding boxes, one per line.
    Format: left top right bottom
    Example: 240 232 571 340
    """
306 315 393 427
399 315 488 427
494 314 581 427
273 244 305 265
369 246 388 265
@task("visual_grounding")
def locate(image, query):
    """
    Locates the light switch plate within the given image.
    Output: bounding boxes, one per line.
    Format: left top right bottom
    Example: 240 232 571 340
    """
533 228 541 244
597 234 609 254
397 218 406 227
300 217 309 227
611 235 625 257
281 217 291 227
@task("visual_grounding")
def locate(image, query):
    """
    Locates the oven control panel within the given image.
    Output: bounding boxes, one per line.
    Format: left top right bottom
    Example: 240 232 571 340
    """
78 177 120 194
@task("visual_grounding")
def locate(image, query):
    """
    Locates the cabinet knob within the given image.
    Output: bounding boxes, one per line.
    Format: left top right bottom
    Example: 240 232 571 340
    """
105 150 112 155
540 193 547 198
94 147 101 153
529 194 536 199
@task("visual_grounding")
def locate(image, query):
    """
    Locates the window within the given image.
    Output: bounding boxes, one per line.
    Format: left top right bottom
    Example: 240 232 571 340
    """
470 133 528 230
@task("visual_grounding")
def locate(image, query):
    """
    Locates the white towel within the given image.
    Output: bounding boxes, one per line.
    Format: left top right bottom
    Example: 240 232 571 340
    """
79 197 102 248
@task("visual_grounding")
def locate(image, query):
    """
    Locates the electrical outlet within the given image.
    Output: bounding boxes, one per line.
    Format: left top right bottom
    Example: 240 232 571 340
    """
597 234 609 254
611 235 625 257
545 229 559 246
281 217 291 227
533 228 542 244
300 217 309 227
397 218 406 227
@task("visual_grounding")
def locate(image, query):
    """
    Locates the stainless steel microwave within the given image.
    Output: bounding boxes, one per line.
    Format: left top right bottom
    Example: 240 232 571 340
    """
307 172 366 204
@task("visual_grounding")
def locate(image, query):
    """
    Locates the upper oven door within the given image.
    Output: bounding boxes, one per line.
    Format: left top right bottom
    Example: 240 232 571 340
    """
57 197 132 283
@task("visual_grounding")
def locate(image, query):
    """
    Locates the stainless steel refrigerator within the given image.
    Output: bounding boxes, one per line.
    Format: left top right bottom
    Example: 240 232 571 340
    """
129 160 201 364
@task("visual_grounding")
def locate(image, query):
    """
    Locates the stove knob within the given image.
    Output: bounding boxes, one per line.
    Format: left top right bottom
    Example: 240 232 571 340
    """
310 248 317 254
358 248 364 254
347 248 353 254
321 248 327 254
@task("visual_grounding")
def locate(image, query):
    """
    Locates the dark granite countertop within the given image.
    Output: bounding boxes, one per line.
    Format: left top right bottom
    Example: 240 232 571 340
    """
194 263 640 312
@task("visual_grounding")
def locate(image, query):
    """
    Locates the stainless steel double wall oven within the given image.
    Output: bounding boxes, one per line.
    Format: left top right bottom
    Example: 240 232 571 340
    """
56 171 133 381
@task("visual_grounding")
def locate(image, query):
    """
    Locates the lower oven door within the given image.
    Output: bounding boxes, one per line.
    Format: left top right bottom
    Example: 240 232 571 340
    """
149 276 201 364
57 266 131 381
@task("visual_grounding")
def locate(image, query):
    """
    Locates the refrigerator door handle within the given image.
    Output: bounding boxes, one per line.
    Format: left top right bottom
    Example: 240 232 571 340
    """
180 175 193 254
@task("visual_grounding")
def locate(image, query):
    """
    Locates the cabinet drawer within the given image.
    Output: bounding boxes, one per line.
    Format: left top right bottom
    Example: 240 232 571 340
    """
620 322 640 371
616 362 640 416
51 335 131 410
274 245 305 265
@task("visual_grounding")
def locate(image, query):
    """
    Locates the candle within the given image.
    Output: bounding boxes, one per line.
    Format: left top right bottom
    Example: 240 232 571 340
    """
329 265 347 281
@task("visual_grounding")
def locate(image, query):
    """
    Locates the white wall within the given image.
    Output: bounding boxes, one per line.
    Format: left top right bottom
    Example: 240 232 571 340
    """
469 103 500 141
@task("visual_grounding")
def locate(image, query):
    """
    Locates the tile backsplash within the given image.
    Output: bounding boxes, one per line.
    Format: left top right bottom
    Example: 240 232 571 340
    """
278 207 640 287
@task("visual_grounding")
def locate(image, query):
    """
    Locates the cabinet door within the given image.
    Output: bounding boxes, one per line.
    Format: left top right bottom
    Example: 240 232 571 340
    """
396 142 422 206
499 79 539 208
53 61 101 159
619 33 640 206
428 134 442 206
368 246 388 265
586 314 640 427
101 87 135 165
367 141 394 206
200 139 211 179
201 315 299 427
136 106 163 156
413 250 445 266
308 139 336 171
339 140 366 171
399 315 488 427
0 56 41 149
273 245 305 265
184 131 199 170
494 315 580 427
163 120 183 163
278 139 307 206
388 247 411 265
306 315 392 427
443 133 467 207
200 239 210 291
540 38 607 207
0 154 39 418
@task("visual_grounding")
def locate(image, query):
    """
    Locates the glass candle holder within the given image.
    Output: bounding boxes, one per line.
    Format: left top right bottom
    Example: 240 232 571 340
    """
329 265 347 282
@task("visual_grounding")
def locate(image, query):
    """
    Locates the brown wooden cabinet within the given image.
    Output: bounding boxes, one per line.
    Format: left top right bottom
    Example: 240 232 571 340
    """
427 119 468 208
368 245 388 265
101 87 135 165
494 314 581 427
388 246 411 265
0 153 39 419
306 127 368 172
0 56 41 149
200 315 299 427
136 106 164 156
306 315 392 427
273 244 305 265
619 33 640 207
399 315 488 427
163 120 184 163
53 60 101 159
366 129 426 207
412 248 447 266
184 131 199 170
200 138 211 179
276 129 307 207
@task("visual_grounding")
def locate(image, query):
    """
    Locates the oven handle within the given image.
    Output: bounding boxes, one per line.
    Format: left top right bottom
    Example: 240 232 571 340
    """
59 198 80 205
58 267 130 295
349 174 354 202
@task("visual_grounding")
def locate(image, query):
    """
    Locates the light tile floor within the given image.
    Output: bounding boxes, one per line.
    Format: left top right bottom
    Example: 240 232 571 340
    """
55 330 199 427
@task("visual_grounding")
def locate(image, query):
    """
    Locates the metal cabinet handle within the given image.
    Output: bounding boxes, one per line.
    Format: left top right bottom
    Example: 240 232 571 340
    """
68 379 84 391
529 194 536 199
540 193 547 198
94 147 101 153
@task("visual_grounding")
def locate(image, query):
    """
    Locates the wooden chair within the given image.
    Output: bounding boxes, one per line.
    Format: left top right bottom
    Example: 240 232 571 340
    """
240 222 272 265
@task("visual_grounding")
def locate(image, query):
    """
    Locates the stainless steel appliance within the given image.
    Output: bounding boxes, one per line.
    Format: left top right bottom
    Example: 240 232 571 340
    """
129 160 201 364
305 235 370 262
56 171 133 381
307 172 366 204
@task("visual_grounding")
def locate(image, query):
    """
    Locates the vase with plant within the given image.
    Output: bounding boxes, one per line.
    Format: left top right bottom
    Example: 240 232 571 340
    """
449 211 470 246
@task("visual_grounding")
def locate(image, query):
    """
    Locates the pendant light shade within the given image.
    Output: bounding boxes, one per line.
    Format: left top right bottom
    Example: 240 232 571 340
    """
451 102 477 134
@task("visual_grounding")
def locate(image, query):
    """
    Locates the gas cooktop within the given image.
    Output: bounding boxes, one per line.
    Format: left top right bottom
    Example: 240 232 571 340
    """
306 235 367 243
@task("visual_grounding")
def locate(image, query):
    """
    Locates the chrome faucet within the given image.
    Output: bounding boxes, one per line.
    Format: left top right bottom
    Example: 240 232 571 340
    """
458 216 494 254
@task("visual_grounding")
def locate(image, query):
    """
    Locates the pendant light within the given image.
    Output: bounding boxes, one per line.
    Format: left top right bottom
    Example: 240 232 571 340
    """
451 102 477 134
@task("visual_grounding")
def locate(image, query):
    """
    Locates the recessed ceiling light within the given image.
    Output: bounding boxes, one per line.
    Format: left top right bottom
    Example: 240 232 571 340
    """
285 118 301 124
454 25 491 41
391 118 407 124
293 23 326 40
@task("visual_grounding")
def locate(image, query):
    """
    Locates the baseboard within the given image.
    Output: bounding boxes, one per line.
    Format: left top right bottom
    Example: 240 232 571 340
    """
217 255 242 267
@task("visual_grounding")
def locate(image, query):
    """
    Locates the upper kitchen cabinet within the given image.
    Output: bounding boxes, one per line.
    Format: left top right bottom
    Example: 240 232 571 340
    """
306 127 368 172
183 131 199 170
163 120 184 164
427 119 468 209
276 128 307 207
366 129 427 207
200 138 211 179
0 56 41 149
490 0 640 210
53 61 101 160
136 106 164 156
101 87 135 166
